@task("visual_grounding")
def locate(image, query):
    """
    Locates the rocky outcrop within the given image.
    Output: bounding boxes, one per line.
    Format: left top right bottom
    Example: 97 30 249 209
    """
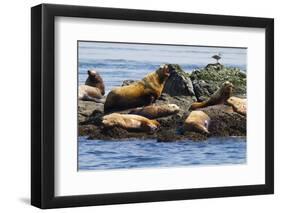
162 64 196 98
199 105 246 137
190 64 246 100
78 64 247 142
78 100 103 124
79 103 246 142
205 63 224 71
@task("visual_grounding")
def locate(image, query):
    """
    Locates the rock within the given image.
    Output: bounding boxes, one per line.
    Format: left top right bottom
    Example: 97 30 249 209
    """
199 105 246 137
162 64 196 98
190 65 246 99
205 63 224 70
78 63 247 141
79 104 246 141
192 79 217 101
78 100 104 124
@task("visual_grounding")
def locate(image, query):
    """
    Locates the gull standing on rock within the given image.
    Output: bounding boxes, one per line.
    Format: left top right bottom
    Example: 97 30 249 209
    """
212 53 221 63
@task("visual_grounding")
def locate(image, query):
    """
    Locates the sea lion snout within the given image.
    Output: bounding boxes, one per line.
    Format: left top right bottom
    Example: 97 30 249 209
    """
88 69 97 75
169 104 180 111
227 96 247 116
146 123 159 132
79 69 105 101
167 64 176 73
160 64 175 77
224 81 234 91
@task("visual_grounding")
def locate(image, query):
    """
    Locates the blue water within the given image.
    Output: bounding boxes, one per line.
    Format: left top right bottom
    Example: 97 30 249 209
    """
78 41 247 170
79 137 246 170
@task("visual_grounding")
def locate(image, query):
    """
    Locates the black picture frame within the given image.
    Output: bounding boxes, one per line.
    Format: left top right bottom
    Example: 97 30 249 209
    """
31 3 274 209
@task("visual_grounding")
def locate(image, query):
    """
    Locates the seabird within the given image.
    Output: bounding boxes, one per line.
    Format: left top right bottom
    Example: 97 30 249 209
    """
212 53 221 63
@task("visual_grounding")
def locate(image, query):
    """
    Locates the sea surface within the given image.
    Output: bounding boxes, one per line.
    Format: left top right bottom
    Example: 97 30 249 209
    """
79 137 246 170
78 41 247 170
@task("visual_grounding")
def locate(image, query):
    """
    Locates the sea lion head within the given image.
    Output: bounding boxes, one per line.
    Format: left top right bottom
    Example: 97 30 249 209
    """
227 96 237 105
192 122 210 135
86 69 105 95
165 104 180 113
142 120 160 132
159 64 176 77
87 70 100 83
222 81 234 95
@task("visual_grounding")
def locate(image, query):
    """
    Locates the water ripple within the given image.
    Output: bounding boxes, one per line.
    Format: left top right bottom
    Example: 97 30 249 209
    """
79 137 246 170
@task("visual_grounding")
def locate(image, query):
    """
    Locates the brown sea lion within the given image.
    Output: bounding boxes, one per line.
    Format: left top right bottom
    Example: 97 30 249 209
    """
227 96 247 116
78 85 103 101
184 111 211 134
129 104 180 119
104 64 175 113
79 70 105 102
102 113 160 132
190 81 233 110
85 70 105 95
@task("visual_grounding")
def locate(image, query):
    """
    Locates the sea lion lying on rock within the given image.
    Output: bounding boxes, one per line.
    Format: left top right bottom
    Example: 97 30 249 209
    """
79 70 105 102
79 85 103 101
227 96 247 116
184 111 210 134
190 81 233 110
104 64 175 113
102 113 160 132
129 104 180 119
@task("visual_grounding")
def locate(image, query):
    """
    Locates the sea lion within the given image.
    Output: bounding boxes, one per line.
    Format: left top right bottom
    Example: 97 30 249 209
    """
102 113 160 132
184 111 210 134
190 81 233 110
129 104 180 119
227 96 247 116
79 70 105 102
78 85 104 102
104 64 175 113
85 70 105 95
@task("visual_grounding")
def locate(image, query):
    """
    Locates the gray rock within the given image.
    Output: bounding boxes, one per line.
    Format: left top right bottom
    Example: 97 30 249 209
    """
78 100 103 124
192 79 217 101
163 64 196 98
199 105 246 137
205 63 224 71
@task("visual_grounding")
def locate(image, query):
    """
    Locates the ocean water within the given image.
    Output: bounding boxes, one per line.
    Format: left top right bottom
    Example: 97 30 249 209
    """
79 137 246 170
78 41 247 170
